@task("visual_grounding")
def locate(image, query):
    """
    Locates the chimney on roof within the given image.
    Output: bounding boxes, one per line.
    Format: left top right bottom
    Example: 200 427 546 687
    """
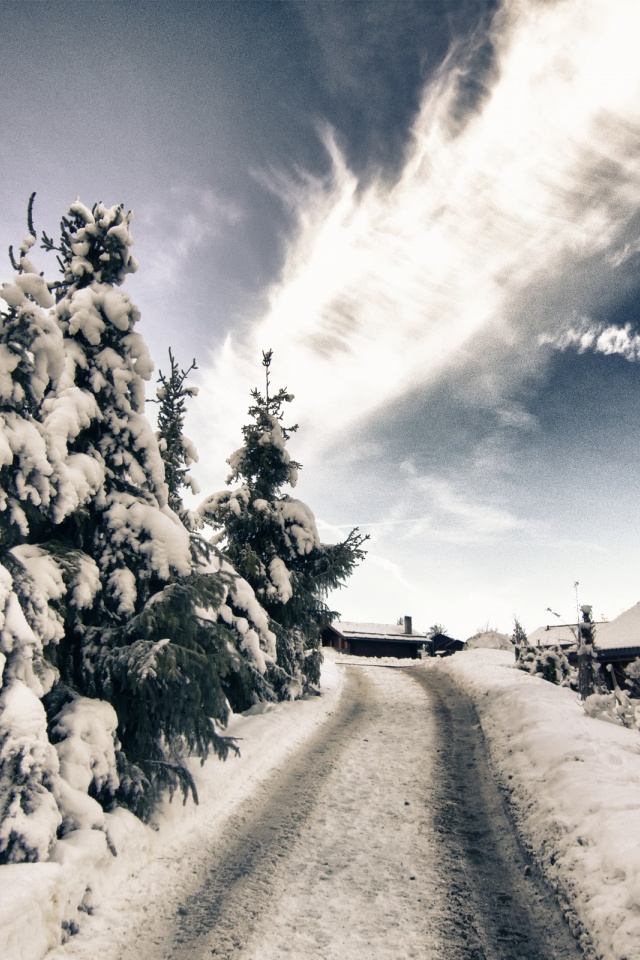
404 615 412 635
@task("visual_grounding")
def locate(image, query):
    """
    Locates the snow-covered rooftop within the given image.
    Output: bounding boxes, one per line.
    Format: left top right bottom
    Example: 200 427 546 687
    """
332 621 429 641
528 603 640 653
527 624 581 648
595 602 640 651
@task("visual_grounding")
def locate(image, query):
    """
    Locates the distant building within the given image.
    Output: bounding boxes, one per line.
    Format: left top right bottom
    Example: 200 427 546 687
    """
322 616 427 658
527 623 588 650
593 602 640 687
322 616 463 659
528 605 640 688
426 631 466 657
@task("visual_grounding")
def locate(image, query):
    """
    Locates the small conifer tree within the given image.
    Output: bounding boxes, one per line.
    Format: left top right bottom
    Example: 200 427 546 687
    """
512 617 528 661
153 350 200 525
151 351 280 713
200 350 367 696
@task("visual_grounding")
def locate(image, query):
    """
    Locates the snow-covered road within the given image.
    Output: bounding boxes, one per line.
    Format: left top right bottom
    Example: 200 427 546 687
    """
104 662 583 960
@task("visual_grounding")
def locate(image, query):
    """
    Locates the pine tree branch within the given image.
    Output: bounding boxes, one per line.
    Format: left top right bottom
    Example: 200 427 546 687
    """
26 192 37 239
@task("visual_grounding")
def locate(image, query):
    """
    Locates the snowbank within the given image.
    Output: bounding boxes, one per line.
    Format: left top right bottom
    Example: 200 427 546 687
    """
0 659 344 960
464 629 513 650
0 810 149 960
432 649 640 960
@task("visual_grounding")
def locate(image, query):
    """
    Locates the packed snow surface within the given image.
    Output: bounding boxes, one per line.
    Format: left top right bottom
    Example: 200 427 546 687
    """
2 649 640 959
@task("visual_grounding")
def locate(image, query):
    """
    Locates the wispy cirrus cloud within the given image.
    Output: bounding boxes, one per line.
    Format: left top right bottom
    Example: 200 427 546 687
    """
317 466 535 547
193 0 640 492
400 465 535 545
136 185 243 291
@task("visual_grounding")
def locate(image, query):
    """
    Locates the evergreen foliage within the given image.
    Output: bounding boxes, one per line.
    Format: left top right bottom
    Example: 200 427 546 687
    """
153 350 200 524
512 617 528 660
0 197 60 548
0 197 69 861
200 350 367 696
0 196 280 860
38 200 278 816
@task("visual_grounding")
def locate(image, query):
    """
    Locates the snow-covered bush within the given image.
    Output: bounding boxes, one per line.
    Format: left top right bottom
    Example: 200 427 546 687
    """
50 696 119 839
582 690 640 729
624 658 640 699
516 645 574 686
200 350 367 695
582 661 640 729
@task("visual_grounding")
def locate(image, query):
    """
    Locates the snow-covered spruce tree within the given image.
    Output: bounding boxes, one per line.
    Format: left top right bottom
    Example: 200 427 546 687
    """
0 197 106 862
0 197 280 857
153 350 200 526
199 350 367 697
152 353 282 712
0 194 60 546
37 200 263 820
0 197 70 862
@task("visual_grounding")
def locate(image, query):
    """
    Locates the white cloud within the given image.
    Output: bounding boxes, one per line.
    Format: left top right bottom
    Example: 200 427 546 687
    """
541 322 640 362
192 0 640 493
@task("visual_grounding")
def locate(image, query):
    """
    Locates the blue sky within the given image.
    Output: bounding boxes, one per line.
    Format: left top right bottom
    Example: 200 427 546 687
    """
3 0 640 638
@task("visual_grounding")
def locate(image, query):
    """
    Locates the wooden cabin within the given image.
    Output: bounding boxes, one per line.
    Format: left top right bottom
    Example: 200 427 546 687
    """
322 616 462 659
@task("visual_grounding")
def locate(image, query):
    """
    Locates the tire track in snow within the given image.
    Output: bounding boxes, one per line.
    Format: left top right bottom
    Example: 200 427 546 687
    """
132 665 375 960
410 667 586 960
238 663 450 960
